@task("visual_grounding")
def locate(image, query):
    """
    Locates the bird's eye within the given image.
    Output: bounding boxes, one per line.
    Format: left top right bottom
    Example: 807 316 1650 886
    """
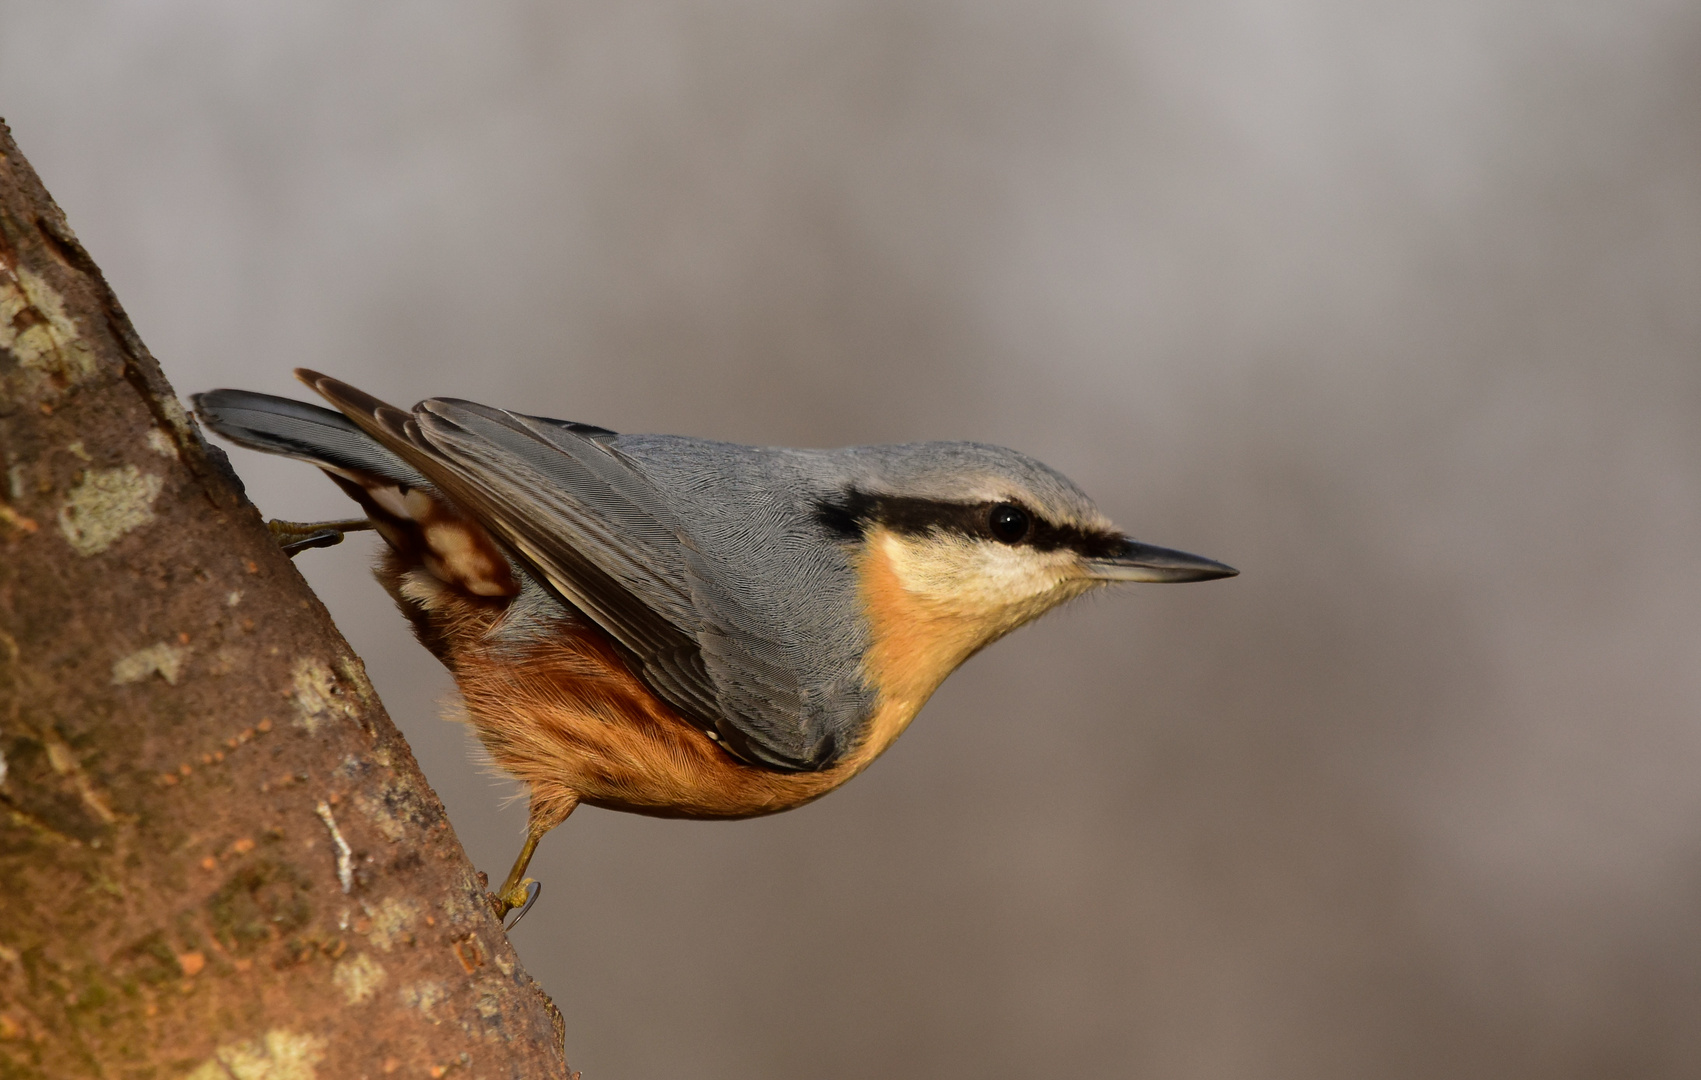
988 503 1030 544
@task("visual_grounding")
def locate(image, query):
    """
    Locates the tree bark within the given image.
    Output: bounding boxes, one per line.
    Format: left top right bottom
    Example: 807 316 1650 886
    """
0 119 574 1079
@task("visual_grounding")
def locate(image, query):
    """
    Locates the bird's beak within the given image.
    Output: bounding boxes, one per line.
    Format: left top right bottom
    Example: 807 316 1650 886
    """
1083 539 1239 583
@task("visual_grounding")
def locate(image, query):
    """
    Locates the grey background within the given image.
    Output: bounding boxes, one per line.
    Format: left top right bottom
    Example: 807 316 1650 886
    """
5 2 1700 1077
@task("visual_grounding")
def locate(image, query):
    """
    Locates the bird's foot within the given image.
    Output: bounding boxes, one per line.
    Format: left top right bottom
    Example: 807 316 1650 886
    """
494 878 542 930
267 518 374 556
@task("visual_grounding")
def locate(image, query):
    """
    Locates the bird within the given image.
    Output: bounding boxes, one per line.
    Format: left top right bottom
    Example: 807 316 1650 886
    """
193 370 1236 921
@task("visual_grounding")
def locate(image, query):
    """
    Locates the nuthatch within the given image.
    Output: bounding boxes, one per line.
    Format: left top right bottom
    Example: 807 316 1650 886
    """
194 371 1236 919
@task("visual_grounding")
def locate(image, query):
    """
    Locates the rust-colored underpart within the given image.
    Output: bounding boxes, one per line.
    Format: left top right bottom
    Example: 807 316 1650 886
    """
0 119 575 1078
372 541 862 822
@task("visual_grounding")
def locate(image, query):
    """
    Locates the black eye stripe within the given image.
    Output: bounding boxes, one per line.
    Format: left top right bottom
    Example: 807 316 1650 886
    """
813 489 1125 558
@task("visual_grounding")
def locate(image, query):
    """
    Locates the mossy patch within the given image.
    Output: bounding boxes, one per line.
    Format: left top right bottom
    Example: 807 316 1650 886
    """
364 897 420 952
0 265 99 406
355 779 432 844
399 980 449 1021
112 929 180 988
56 465 163 556
291 658 359 734
331 952 386 1005
183 1028 328 1080
111 642 190 686
207 861 313 954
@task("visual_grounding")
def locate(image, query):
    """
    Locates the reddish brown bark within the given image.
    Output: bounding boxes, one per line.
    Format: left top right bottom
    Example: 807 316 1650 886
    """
0 119 574 1079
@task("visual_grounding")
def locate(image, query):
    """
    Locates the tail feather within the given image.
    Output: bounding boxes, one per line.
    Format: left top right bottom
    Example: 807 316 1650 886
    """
192 388 429 489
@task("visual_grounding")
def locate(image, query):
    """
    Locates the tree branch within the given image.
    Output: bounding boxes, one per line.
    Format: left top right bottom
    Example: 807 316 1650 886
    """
0 118 573 1079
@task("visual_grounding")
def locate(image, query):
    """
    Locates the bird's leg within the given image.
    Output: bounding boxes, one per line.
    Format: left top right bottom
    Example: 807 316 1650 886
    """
491 790 579 923
493 831 544 918
267 517 375 556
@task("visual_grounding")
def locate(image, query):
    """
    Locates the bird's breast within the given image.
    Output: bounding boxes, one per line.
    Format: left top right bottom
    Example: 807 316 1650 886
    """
380 547 880 817
841 528 999 766
373 523 973 818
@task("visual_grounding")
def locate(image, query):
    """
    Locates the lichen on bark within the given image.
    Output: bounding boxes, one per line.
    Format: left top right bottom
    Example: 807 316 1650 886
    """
0 118 572 1079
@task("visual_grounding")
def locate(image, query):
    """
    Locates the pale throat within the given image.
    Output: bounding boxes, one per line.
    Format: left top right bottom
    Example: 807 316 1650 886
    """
845 527 1094 767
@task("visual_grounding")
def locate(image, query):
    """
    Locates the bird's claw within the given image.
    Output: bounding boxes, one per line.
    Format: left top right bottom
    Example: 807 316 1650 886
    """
498 879 541 931
267 518 374 557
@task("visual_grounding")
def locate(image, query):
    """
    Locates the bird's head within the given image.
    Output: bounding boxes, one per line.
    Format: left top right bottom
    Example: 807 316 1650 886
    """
815 442 1236 719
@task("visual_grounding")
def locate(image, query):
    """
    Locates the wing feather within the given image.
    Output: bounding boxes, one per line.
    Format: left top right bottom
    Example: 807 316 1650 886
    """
296 369 829 768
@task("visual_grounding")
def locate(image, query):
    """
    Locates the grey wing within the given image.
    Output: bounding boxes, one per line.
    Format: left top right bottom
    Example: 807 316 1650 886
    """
299 372 833 770
609 437 875 771
679 511 859 771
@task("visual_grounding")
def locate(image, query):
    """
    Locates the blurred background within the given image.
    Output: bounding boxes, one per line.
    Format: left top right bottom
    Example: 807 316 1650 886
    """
4 1 1700 1076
